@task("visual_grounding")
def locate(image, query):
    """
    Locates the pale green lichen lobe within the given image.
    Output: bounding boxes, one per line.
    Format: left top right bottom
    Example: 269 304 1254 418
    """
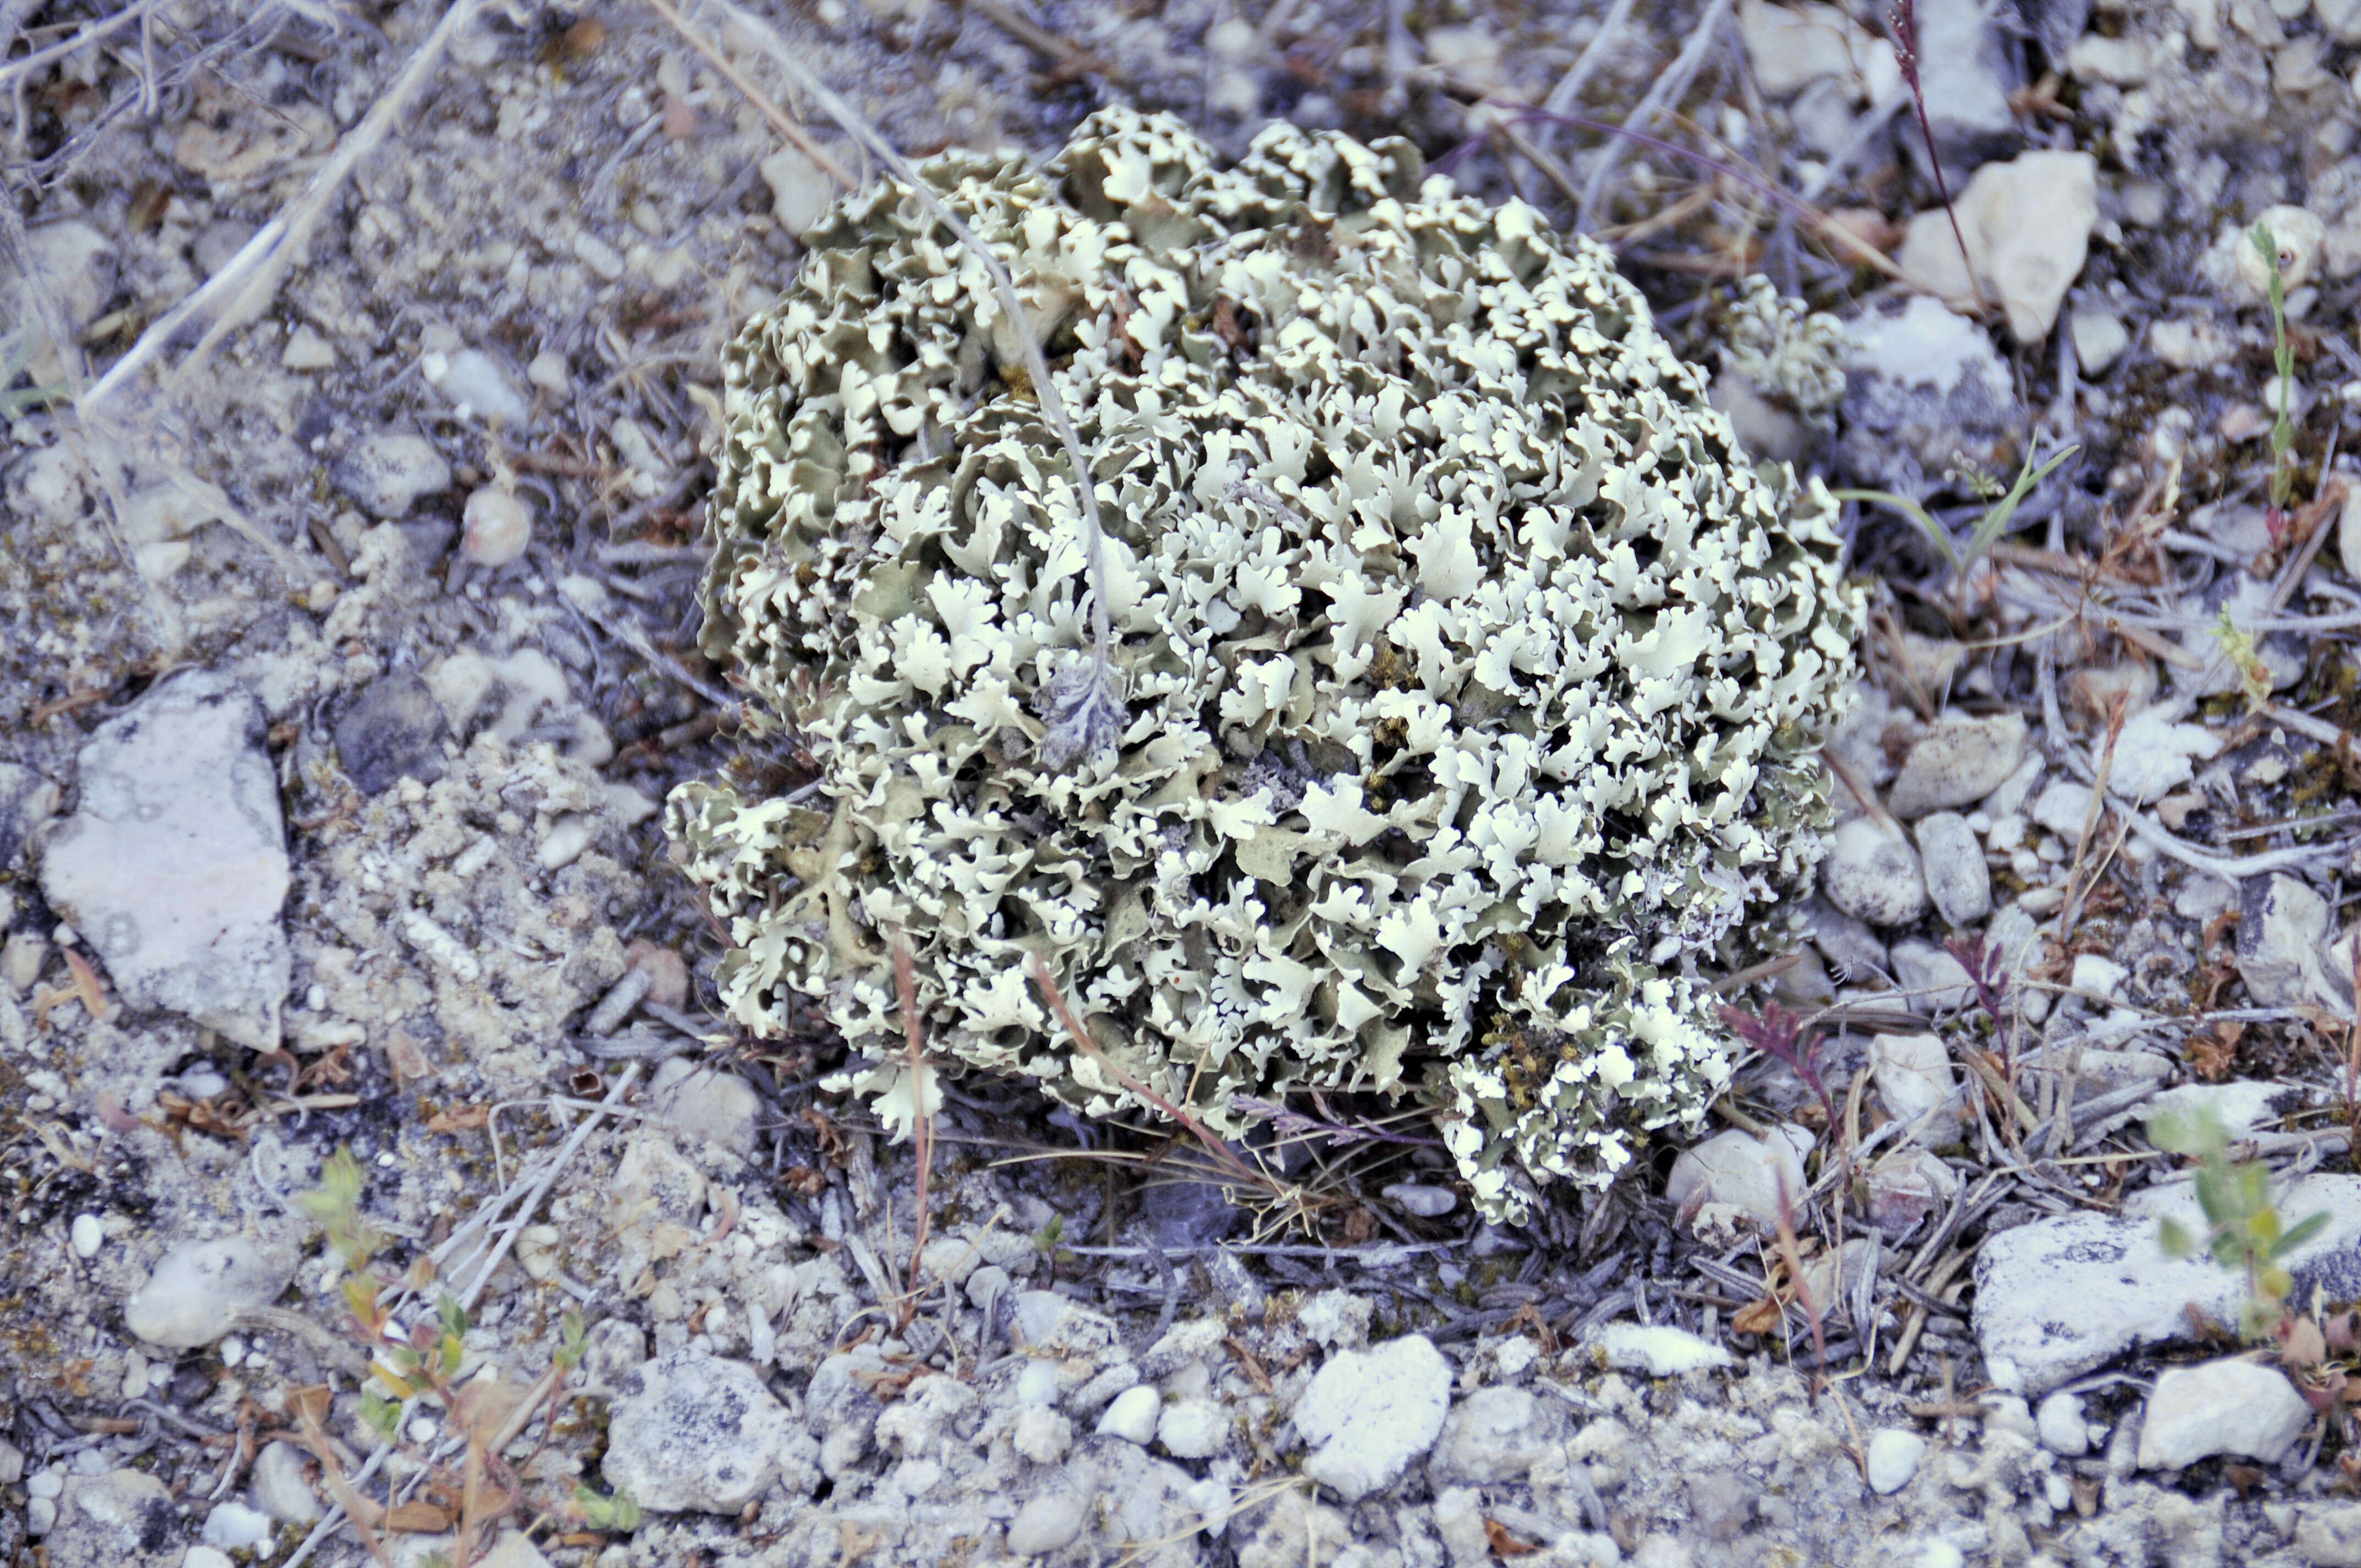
669 109 1859 1219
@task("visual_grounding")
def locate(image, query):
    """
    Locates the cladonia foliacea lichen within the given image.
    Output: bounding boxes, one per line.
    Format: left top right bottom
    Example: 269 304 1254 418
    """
668 107 1860 1219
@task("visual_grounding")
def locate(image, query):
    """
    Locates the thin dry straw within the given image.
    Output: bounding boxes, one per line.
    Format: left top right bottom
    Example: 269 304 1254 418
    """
79 0 491 417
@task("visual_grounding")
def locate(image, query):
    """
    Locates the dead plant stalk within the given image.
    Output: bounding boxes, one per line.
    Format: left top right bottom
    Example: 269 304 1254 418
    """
893 939 936 1328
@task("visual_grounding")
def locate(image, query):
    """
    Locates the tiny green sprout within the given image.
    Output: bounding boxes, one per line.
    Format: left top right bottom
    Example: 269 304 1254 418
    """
295 1146 386 1272
572 1484 642 1533
2211 608 2275 714
1835 443 2079 585
1032 1213 1065 1256
359 1390 401 1444
554 1310 589 1373
0 312 69 418
2153 1103 2329 1339
2250 220 2299 518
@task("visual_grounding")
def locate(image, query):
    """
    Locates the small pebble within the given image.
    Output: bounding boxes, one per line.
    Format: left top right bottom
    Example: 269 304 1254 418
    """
2137 1359 2309 1469
1157 1398 1226 1458
1006 1484 1089 1557
1096 1384 1160 1444
462 486 535 567
124 1235 292 1348
26 1497 56 1536
527 349 572 395
186 1549 238 1568
200 1500 275 1549
1666 1125 1814 1228
27 1468 63 1499
1011 1406 1071 1465
1913 812 1991 925
965 1264 1011 1311
1015 1358 1059 1408
1887 714 2030 819
2036 1391 2088 1457
69 1213 104 1258
2070 954 2128 1002
1890 939 1976 1014
423 347 531 425
1820 818 1927 928
1380 1182 1457 1218
332 431 451 519
281 325 336 371
1866 1429 1927 1494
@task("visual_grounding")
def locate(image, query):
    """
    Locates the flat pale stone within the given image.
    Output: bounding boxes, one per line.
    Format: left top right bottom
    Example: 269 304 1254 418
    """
40 673 290 1048
1976 1175 2361 1395
602 1351 815 1513
124 1235 291 1349
1294 1335 1451 1501
1587 1322 1734 1378
2137 1360 2308 1469
1866 1429 1927 1494
1666 1126 1815 1228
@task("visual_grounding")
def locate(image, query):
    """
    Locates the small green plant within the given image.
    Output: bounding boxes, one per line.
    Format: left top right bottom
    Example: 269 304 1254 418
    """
2253 220 2299 522
2154 1103 2328 1339
1032 1212 1066 1260
2211 607 2276 714
0 312 69 418
1835 443 2079 584
570 1483 643 1533
296 1152 633 1566
295 1146 388 1272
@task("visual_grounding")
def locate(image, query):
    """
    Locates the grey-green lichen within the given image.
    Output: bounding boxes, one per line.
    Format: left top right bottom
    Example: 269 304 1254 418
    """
668 108 1860 1220
1722 274 1848 424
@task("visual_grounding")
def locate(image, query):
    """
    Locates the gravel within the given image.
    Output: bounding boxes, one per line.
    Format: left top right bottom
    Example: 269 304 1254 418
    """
7 3 2361 1566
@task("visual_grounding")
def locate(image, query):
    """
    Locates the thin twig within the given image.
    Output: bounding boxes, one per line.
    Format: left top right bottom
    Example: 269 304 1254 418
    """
1572 0 1736 232
0 0 170 94
893 940 935 1326
1540 0 1640 128
82 0 491 415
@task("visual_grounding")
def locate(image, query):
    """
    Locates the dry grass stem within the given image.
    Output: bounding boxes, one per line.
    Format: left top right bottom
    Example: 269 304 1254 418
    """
82 0 493 417
893 939 937 1325
1572 0 1734 230
635 0 856 186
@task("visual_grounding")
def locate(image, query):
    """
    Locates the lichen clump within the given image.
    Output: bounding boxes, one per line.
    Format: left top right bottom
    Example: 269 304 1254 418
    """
670 109 1858 1218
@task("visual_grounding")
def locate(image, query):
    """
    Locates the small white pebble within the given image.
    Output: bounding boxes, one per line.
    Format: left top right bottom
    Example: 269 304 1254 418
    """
527 350 572 395
1015 1359 1059 1408
407 1417 438 1444
69 1213 104 1258
462 486 534 568
26 1496 55 1535
1096 1385 1161 1444
28 1468 64 1499
217 1336 245 1369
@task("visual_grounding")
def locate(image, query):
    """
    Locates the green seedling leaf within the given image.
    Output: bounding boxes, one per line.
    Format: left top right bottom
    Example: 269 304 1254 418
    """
360 1391 401 1442
2158 1216 2197 1258
1832 443 2077 585
573 1484 642 1533
556 1310 589 1371
295 1146 387 1271
2274 1211 2331 1259
2250 221 2298 514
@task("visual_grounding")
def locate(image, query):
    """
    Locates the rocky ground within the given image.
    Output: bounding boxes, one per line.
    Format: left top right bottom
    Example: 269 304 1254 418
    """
11 0 2361 1565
